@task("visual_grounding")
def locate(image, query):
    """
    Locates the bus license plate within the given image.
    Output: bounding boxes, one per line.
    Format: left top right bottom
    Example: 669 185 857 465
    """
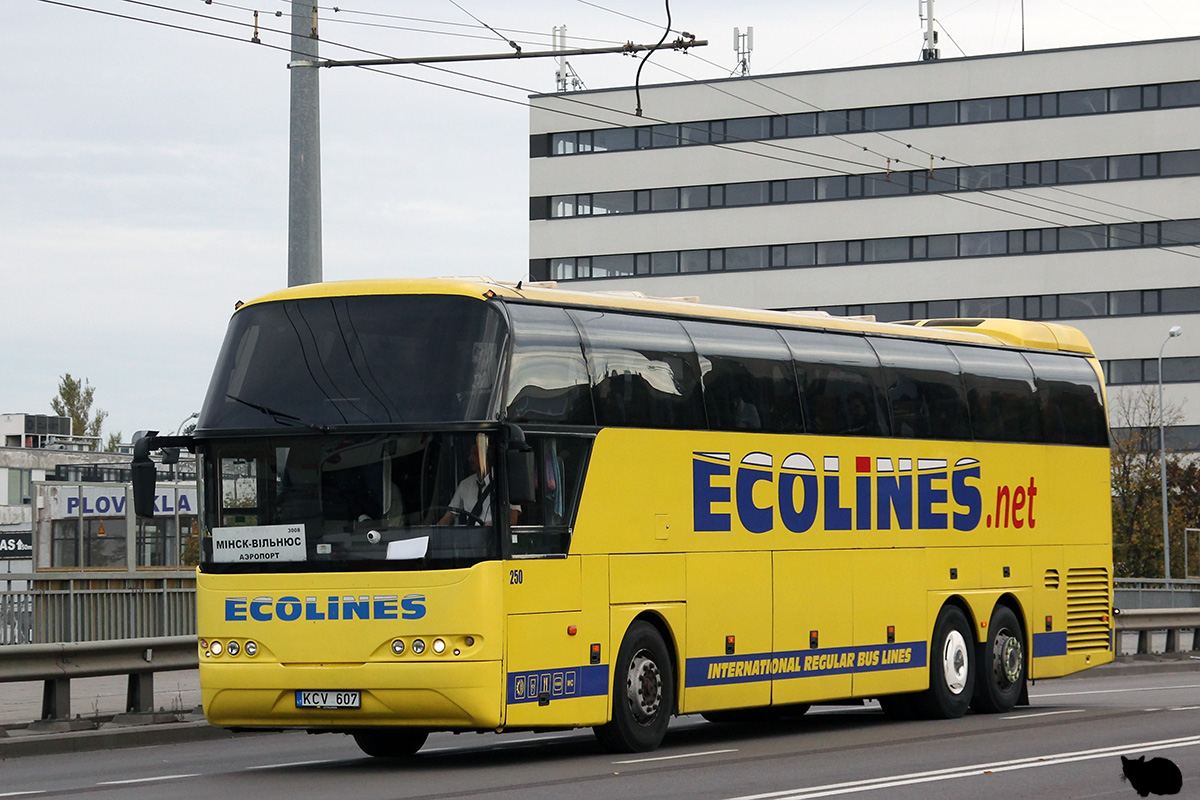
296 690 360 709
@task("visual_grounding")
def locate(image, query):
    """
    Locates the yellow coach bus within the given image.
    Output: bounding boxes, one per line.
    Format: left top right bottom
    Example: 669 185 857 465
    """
133 278 1113 756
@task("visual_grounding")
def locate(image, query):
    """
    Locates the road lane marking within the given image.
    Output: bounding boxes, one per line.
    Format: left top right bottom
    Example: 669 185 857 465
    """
999 709 1084 720
245 759 338 770
1169 705 1200 711
615 749 738 764
724 734 1200 800
1034 682 1200 698
96 774 200 786
0 792 47 797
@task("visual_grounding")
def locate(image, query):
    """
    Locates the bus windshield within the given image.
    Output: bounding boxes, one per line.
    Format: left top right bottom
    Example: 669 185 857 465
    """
199 431 505 572
197 294 507 431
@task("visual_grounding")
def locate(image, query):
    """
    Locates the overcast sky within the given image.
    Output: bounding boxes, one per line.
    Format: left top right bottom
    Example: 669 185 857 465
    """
5 0 1199 443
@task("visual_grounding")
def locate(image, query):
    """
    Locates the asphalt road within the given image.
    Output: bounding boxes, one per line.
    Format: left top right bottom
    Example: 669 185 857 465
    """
1 668 1198 800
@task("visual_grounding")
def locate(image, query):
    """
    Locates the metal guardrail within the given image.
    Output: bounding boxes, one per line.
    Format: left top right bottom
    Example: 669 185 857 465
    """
0 635 197 720
0 573 195 645
1114 578 1200 610
1115 607 1200 655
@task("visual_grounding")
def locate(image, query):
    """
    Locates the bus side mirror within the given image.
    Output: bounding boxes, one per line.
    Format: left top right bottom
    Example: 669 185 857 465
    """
506 448 536 506
132 432 159 518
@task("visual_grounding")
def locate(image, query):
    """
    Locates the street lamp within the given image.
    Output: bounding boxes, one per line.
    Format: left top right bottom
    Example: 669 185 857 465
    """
175 412 199 437
1159 325 1183 580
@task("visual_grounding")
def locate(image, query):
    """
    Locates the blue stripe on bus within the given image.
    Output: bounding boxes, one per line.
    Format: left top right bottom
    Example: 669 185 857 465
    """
685 642 927 687
1032 631 1068 658
507 664 609 704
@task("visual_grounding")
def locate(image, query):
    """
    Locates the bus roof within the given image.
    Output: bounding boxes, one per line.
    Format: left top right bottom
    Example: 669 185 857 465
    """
240 277 1096 357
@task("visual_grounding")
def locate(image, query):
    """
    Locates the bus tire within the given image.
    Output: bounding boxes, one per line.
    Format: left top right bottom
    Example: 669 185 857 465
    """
351 729 428 758
914 604 975 719
971 605 1026 714
593 621 674 753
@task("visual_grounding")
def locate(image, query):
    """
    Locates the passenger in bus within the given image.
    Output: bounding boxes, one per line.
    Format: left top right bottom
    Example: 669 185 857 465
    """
845 392 875 434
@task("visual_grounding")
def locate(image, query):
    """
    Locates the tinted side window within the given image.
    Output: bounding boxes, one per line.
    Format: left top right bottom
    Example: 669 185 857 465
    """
949 346 1040 443
870 338 971 441
1023 353 1108 447
510 434 592 557
503 304 595 425
683 321 802 433
780 330 889 437
570 311 705 429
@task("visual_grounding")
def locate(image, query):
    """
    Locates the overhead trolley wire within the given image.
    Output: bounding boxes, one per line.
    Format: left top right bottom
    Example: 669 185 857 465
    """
670 47 1187 233
280 1 630 47
34 0 1200 260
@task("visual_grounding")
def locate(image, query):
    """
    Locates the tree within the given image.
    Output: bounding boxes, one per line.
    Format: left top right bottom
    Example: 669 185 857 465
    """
1110 387 1189 577
50 374 114 451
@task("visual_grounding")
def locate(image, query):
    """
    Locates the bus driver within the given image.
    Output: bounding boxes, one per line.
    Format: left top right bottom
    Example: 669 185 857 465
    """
437 436 519 526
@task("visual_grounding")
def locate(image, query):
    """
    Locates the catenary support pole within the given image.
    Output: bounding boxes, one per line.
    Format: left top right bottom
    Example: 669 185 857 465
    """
288 1 322 286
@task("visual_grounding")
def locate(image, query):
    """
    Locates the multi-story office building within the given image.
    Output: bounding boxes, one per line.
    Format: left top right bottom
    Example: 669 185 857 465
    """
528 36 1200 445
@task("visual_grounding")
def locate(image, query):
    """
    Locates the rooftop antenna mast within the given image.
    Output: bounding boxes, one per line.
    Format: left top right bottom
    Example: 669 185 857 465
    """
553 26 587 92
919 0 940 60
733 26 753 76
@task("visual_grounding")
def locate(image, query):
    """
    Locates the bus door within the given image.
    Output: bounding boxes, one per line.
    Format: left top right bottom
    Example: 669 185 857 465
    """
502 435 609 727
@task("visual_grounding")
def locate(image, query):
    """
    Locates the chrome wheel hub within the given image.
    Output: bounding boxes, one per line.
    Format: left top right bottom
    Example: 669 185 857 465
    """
993 628 1023 689
941 630 969 695
625 650 662 724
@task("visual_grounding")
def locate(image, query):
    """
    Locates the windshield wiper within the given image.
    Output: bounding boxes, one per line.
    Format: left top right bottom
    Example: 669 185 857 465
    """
225 394 308 427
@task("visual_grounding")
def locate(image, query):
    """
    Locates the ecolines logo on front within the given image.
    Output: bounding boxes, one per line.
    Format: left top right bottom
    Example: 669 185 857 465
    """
691 451 1030 534
224 594 427 622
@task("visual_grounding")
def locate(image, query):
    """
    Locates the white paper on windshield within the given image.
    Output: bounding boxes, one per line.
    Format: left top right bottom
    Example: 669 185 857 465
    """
212 524 307 563
386 536 430 560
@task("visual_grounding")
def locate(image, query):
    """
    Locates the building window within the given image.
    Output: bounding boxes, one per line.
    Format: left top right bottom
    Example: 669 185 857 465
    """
6 469 32 505
539 76 1200 159
537 147 1200 223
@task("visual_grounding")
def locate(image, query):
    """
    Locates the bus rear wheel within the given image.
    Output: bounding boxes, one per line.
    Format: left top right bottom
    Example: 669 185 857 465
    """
594 621 675 753
971 605 1026 714
351 729 428 758
914 605 975 719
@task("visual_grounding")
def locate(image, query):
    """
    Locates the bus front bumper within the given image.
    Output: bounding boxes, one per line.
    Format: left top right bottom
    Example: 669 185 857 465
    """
201 660 503 730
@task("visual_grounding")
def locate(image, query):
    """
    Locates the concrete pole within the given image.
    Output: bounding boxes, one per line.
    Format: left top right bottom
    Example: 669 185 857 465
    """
288 1 322 287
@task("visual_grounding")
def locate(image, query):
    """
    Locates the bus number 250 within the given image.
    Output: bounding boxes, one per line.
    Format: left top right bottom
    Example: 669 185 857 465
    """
509 569 523 585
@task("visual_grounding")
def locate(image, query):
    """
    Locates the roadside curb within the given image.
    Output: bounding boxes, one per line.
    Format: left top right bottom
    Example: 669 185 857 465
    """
1084 655 1200 679
0 719 246 758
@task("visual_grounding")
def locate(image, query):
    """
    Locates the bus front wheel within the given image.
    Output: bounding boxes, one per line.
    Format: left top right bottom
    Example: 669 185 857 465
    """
914 605 975 719
594 621 675 753
971 605 1026 714
351 729 428 758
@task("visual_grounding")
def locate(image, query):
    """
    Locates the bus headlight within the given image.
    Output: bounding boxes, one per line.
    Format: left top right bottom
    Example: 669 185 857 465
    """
411 639 426 655
432 638 446 654
210 641 223 656
391 639 405 655
226 640 240 656
244 640 258 657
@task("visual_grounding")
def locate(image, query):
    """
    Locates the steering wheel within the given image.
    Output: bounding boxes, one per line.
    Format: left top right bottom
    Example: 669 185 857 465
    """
427 505 489 526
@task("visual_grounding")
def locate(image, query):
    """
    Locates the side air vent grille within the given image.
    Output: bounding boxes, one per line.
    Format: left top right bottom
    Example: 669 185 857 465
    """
1066 567 1111 652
